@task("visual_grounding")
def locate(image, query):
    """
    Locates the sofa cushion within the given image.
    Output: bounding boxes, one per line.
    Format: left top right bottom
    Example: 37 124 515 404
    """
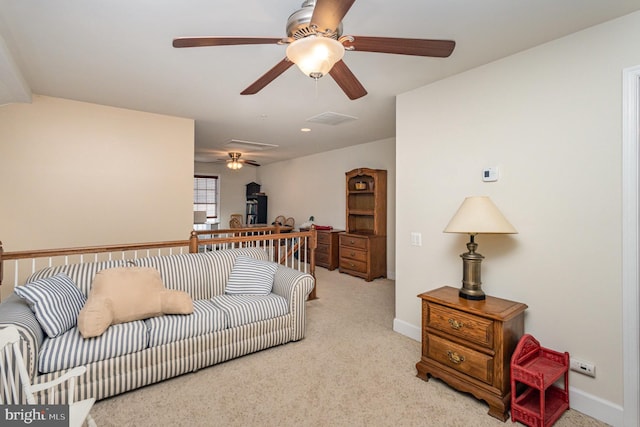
14 273 86 338
225 256 278 295
133 253 216 299
145 300 226 347
38 320 148 373
210 294 288 328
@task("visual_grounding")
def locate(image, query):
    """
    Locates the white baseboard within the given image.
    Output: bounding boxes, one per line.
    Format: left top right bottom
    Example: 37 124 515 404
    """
568 386 623 427
393 318 421 342
392 318 624 426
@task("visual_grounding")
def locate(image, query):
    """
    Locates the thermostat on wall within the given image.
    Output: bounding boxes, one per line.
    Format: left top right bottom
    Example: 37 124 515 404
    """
482 167 498 182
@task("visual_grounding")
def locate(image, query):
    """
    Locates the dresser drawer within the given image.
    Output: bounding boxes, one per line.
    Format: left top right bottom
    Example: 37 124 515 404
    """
316 251 330 266
427 304 494 349
316 243 329 255
340 234 368 250
340 257 367 273
427 334 493 385
340 247 367 262
317 232 332 245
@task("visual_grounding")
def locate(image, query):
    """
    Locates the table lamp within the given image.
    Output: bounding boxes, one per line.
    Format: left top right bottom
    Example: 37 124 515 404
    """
443 196 517 300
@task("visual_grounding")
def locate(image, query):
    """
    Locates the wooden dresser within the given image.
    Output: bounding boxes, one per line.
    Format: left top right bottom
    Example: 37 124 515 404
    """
416 286 527 421
306 228 343 270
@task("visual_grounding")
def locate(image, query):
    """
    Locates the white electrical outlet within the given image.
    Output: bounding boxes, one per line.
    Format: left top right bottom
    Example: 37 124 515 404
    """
570 358 596 377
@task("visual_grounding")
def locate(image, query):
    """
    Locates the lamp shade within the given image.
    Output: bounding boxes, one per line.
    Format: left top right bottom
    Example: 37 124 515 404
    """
286 36 345 79
443 196 517 234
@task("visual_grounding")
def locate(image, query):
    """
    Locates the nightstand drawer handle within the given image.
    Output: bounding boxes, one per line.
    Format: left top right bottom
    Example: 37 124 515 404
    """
447 351 465 364
448 319 464 330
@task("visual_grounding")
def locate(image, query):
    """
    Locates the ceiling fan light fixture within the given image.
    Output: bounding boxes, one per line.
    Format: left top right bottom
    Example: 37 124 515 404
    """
286 35 344 79
227 160 243 170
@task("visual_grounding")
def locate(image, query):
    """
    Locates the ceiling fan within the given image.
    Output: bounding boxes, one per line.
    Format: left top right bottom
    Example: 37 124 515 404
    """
219 152 260 170
173 0 455 100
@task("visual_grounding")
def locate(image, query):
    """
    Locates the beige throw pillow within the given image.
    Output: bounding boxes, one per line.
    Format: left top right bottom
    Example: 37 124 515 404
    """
77 267 193 338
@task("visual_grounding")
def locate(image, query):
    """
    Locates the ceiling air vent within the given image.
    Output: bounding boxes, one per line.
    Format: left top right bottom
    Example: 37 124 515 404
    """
225 139 278 151
306 111 358 126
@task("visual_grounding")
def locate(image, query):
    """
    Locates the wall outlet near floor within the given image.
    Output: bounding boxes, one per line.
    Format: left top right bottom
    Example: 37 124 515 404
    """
570 358 596 377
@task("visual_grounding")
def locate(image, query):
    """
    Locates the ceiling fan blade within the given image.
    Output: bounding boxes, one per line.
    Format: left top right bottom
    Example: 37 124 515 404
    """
343 36 455 57
241 58 294 95
328 60 367 100
310 0 356 34
243 160 261 167
173 37 282 48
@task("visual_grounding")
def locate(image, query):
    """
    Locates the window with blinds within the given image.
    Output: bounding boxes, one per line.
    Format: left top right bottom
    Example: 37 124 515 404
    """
194 175 218 219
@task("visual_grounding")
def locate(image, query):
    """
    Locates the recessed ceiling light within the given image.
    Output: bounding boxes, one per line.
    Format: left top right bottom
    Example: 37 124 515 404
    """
301 128 311 132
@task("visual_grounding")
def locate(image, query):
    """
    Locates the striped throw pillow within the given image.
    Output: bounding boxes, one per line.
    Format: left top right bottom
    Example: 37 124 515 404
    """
14 273 86 338
225 255 278 295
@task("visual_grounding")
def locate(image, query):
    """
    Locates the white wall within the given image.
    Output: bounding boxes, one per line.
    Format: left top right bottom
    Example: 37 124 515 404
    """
396 11 640 425
258 138 396 278
0 95 194 251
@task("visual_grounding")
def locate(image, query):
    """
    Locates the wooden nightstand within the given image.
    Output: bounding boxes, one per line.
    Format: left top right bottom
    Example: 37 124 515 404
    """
416 286 527 422
300 228 343 271
314 229 343 270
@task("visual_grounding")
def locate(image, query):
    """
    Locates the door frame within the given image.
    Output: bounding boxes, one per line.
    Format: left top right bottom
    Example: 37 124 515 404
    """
622 64 640 427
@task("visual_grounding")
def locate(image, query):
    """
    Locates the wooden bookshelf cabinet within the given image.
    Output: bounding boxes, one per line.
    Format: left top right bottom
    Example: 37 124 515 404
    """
340 168 387 281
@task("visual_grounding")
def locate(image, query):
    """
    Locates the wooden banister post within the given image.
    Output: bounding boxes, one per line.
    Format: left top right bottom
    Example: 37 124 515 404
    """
308 228 318 300
189 231 198 253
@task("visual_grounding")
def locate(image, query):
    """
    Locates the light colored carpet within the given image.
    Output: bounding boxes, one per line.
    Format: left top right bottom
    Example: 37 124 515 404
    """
91 268 608 426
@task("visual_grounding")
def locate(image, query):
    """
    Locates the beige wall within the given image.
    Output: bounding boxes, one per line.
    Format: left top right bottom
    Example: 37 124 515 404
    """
257 138 396 278
396 11 640 424
0 95 194 252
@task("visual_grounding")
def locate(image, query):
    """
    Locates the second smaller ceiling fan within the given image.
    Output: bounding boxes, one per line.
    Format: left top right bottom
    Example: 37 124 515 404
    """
220 152 260 170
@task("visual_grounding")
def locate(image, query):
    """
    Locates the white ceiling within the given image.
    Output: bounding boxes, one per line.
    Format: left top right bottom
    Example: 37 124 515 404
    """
1 1 639 165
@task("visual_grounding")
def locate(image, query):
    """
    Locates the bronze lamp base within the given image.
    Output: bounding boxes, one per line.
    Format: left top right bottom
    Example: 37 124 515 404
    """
459 234 486 300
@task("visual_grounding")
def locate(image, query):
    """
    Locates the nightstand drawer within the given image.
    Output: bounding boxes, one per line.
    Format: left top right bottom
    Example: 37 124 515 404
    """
316 243 329 255
317 232 332 245
339 234 368 250
427 334 493 385
316 251 330 265
427 304 494 348
340 257 367 273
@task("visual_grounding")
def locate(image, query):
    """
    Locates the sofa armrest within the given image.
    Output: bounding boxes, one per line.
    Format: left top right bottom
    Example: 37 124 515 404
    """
272 265 314 341
0 294 44 379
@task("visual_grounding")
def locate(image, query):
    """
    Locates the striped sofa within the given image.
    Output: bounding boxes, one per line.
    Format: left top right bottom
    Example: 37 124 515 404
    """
0 248 314 403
